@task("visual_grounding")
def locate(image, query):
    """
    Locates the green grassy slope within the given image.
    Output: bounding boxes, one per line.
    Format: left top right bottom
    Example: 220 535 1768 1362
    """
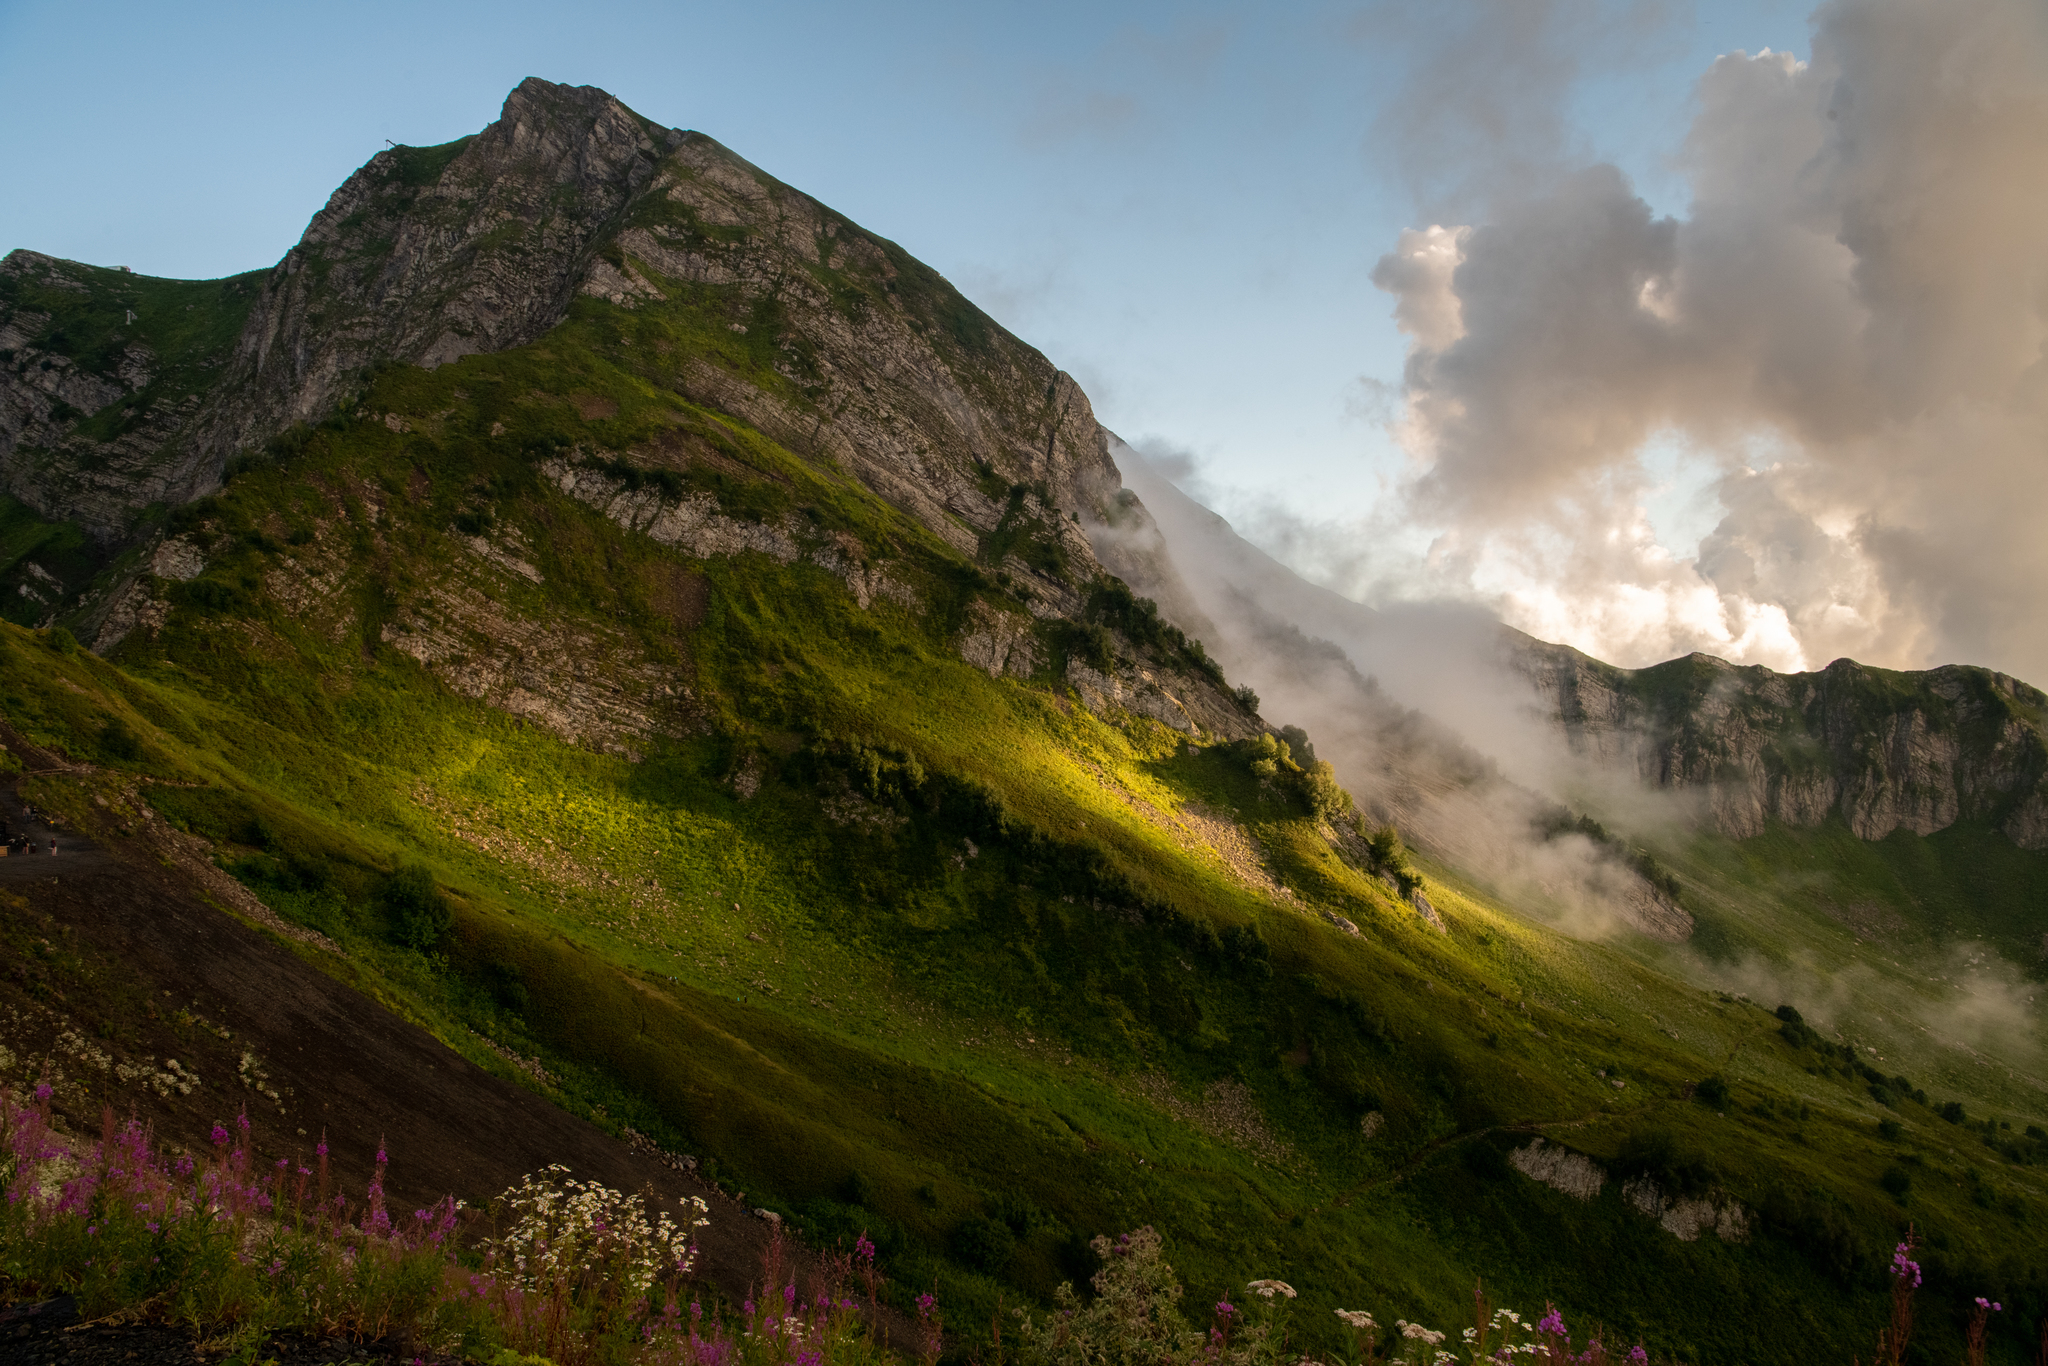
3 276 2046 1363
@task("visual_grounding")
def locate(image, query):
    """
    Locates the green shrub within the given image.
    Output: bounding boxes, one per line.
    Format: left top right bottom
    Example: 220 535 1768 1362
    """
382 863 452 951
951 1214 1015 1272
96 719 142 762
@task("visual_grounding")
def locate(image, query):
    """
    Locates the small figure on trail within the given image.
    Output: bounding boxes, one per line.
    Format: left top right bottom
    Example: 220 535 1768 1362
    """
48 839 57 856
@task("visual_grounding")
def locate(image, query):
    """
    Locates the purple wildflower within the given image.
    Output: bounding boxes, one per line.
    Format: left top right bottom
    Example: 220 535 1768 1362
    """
211 1124 229 1147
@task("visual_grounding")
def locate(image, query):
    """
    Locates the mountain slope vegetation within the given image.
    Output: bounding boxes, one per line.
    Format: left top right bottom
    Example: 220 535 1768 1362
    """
1 79 2046 1364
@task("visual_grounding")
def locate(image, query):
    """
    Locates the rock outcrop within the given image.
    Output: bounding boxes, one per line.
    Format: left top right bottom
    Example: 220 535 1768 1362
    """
1515 643 2048 848
0 252 257 540
209 79 687 452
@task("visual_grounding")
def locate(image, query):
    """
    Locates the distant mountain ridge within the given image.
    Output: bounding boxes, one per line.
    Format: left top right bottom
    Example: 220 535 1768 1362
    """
1515 643 2048 848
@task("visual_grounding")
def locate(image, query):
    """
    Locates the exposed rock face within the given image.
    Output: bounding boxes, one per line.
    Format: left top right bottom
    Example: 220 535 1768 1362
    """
1510 1140 1748 1243
1516 643 2048 848
1508 1138 1605 1200
210 79 687 453
192 76 1125 588
1065 658 1252 738
0 252 255 540
957 601 1042 679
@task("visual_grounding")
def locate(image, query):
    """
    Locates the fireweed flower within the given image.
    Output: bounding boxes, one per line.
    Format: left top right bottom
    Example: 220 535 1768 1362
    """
1891 1242 1923 1287
211 1124 229 1147
1538 1308 1567 1337
33 1083 51 1102
1217 1301 1236 1318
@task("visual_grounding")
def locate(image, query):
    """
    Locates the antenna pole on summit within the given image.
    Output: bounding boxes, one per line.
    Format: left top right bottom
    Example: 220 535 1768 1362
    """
385 139 398 148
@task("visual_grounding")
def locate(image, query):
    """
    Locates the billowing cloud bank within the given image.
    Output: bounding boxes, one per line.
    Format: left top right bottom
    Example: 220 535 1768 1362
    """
1369 0 2048 680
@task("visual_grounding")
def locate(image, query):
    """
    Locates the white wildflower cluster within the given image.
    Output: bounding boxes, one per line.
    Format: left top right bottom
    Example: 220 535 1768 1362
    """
1396 1321 1445 1345
113 1057 200 1097
1334 1310 1376 1331
237 1050 283 1106
55 1029 112 1073
1456 1309 1546 1358
483 1164 709 1300
1246 1279 1297 1300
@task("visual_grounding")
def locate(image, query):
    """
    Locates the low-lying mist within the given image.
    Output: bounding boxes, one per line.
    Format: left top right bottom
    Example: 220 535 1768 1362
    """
1090 437 1696 942
1087 440 2048 1098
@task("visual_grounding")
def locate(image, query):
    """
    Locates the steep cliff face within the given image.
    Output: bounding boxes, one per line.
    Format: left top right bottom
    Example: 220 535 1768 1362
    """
211 80 683 451
1516 643 2048 848
4 80 1124 583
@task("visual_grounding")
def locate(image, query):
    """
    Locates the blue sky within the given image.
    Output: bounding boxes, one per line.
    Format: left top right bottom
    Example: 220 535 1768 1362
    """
0 0 1807 533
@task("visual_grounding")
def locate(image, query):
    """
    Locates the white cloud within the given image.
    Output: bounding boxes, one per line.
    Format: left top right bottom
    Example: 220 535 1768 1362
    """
1360 0 2048 680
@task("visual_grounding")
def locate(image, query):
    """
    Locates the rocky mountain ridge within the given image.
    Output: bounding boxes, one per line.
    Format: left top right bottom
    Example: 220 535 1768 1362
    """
1 78 1252 745
1515 642 2048 848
